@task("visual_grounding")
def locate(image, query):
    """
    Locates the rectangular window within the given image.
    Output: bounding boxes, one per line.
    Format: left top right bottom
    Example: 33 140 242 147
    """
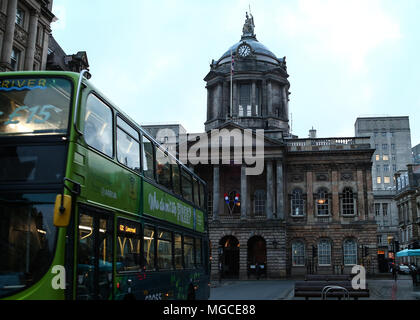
375 203 381 216
84 94 113 157
143 226 155 270
181 170 193 203
382 144 388 151
10 48 20 70
383 155 389 161
0 77 72 136
15 8 24 26
199 182 206 210
246 105 252 117
376 165 381 173
116 117 140 172
195 238 202 266
318 241 331 266
117 219 142 272
391 144 395 151
193 178 200 207
383 164 389 172
157 230 172 270
238 105 244 117
171 162 181 195
184 236 194 268
382 203 388 216
142 135 155 180
384 176 391 184
375 155 380 161
239 84 251 107
377 176 382 184
156 147 172 190
174 233 183 269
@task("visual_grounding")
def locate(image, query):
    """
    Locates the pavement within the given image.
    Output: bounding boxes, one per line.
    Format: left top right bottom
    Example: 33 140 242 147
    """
209 275 420 300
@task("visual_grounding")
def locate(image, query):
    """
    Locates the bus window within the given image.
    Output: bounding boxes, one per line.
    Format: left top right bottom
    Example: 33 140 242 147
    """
142 136 155 180
195 238 202 266
117 219 142 273
156 147 171 190
157 230 172 270
193 178 200 207
116 117 140 173
181 170 193 203
84 94 113 157
199 182 206 210
184 236 194 269
171 162 181 196
174 233 183 269
143 226 155 271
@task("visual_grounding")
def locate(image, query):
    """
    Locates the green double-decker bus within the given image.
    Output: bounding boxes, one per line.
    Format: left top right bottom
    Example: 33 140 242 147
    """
0 70 210 300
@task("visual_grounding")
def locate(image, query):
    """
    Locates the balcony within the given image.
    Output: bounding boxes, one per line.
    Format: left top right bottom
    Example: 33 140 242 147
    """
286 137 371 152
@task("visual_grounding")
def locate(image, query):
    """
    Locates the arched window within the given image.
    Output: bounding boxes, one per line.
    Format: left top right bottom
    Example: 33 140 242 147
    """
254 189 266 216
291 188 305 216
292 241 305 266
316 188 329 216
343 239 358 265
341 187 355 215
318 239 331 266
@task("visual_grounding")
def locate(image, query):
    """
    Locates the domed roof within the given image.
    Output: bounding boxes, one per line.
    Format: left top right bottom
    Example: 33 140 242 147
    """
219 38 279 61
216 12 282 66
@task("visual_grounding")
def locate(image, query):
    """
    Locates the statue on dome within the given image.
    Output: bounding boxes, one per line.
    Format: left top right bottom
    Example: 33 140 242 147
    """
242 12 255 38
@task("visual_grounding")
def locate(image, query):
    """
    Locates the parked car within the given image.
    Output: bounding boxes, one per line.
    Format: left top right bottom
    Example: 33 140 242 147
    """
398 265 411 275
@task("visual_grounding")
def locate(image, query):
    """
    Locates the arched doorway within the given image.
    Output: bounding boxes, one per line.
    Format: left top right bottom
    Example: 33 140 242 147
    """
247 236 267 278
219 236 240 279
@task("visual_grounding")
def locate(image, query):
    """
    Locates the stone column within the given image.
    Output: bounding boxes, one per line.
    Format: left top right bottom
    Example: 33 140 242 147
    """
276 160 284 220
366 168 374 220
251 81 256 115
1 0 18 67
213 165 220 220
356 169 366 220
241 164 247 220
24 10 39 70
267 81 273 116
306 170 314 223
40 28 50 70
233 81 238 117
266 161 274 219
331 170 339 221
239 243 248 280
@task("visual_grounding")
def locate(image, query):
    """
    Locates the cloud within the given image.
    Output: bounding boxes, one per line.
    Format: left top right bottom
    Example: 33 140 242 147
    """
51 1 67 31
277 0 401 74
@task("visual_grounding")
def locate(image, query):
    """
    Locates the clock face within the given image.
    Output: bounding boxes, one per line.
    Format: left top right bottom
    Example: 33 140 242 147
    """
238 45 251 57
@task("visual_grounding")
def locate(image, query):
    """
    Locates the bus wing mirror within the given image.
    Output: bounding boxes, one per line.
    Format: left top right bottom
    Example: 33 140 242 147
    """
54 194 72 227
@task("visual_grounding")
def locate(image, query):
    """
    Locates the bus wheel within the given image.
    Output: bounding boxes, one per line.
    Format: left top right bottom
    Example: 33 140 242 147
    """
187 285 196 300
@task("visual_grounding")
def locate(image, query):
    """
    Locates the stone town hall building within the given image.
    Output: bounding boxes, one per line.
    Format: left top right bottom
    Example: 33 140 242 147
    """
147 14 379 279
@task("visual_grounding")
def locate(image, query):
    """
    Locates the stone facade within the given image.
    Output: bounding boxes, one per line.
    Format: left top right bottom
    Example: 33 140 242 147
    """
394 164 420 265
0 0 54 71
146 13 379 279
0 0 89 73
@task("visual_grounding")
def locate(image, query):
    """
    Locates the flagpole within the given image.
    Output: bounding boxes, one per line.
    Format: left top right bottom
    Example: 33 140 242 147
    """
230 48 233 118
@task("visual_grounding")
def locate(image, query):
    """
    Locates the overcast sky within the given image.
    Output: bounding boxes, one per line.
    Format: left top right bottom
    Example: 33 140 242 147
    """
51 0 420 146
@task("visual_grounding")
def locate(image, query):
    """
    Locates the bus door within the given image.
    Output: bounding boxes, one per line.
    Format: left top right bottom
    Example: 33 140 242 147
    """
76 206 113 300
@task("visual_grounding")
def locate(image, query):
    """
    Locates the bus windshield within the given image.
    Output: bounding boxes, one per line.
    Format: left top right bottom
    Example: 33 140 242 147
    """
0 77 72 136
0 193 57 298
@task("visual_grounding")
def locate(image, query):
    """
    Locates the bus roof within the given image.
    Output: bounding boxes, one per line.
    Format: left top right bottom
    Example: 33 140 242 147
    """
0 70 205 186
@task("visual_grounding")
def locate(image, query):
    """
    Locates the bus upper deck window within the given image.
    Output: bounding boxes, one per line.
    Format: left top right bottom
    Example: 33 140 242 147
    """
142 136 155 180
84 94 113 157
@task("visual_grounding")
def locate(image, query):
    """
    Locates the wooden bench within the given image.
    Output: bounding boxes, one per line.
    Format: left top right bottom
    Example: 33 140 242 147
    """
294 276 370 300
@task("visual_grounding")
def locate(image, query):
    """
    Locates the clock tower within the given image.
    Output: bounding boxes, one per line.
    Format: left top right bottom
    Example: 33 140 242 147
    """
204 12 291 139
